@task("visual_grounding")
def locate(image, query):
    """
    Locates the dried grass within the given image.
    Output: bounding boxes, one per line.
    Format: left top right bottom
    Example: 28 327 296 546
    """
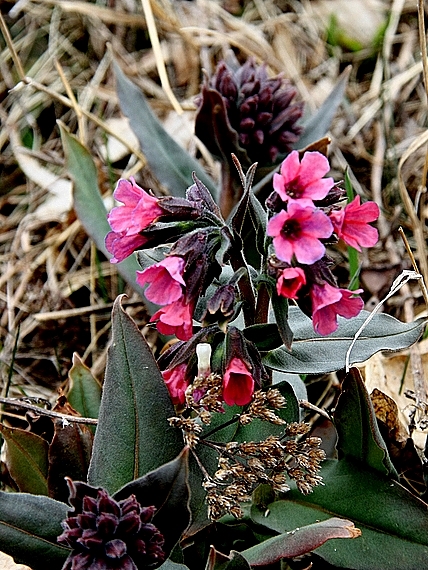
0 0 427 407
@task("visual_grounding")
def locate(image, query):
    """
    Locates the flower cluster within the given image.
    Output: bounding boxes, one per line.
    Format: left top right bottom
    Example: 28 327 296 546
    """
195 58 304 164
58 479 165 569
267 150 379 335
204 422 326 520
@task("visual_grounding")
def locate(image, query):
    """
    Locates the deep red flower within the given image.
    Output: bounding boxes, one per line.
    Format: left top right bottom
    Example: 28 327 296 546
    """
267 203 333 264
329 195 379 251
276 267 306 299
162 363 188 405
136 256 186 305
311 282 364 335
150 298 194 341
223 357 254 407
273 151 333 205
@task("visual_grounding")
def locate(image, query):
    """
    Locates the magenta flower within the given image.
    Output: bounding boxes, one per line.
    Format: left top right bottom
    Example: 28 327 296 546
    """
276 267 306 299
105 231 148 264
162 364 188 405
273 151 334 205
136 256 186 305
223 357 254 407
150 298 194 341
311 282 364 336
329 196 380 251
267 203 333 264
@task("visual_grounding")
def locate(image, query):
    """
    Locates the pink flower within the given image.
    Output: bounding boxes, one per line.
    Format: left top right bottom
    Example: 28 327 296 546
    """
223 357 254 406
162 364 188 405
105 231 147 264
311 282 364 336
150 298 194 341
276 267 306 299
273 151 334 205
108 178 163 236
136 256 186 305
329 196 379 251
105 178 164 263
267 203 333 264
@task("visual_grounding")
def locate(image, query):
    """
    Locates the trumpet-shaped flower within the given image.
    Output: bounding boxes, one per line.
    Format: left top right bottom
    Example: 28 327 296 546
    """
273 151 333 205
106 178 164 263
150 298 194 341
162 363 188 405
311 282 364 336
136 256 186 305
329 196 379 251
267 203 333 265
223 357 254 407
276 267 306 299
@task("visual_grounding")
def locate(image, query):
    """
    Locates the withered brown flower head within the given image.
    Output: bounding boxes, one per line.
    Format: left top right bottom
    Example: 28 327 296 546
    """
58 479 165 569
196 58 304 165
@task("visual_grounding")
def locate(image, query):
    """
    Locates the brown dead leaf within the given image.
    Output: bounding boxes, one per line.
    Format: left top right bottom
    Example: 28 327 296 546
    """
0 551 32 570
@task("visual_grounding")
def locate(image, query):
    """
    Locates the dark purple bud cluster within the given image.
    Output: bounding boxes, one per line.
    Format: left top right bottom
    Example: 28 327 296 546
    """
58 479 165 569
206 58 304 163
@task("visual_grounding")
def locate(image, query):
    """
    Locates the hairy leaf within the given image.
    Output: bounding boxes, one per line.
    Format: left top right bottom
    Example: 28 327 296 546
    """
0 425 48 495
0 491 69 569
263 307 425 374
67 353 101 422
88 295 183 493
114 61 217 199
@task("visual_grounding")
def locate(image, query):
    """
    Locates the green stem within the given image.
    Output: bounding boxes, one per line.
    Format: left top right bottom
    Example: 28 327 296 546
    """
230 251 256 326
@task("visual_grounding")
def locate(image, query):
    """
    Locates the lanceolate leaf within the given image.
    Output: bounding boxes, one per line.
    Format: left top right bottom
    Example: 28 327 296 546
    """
263 307 426 374
88 295 183 493
67 353 101 422
241 517 360 566
59 124 147 300
251 459 428 570
334 368 397 477
0 425 49 496
0 491 69 569
114 61 217 199
114 448 191 558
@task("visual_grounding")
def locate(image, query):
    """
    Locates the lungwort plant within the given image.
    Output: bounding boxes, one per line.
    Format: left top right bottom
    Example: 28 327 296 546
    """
1 57 428 570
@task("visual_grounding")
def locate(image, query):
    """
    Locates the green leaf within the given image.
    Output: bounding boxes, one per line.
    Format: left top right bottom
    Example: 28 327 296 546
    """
48 419 93 503
0 425 49 495
263 307 426 374
251 459 428 570
67 353 101 422
296 66 351 150
59 124 149 301
159 562 190 570
114 448 191 559
271 292 293 350
334 368 397 477
0 491 69 569
88 295 183 493
241 517 359 566
114 61 217 199
243 323 283 352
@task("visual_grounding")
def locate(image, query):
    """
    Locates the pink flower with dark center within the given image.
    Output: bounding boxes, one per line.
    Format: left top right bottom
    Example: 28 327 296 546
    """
267 203 333 265
108 178 163 236
150 298 194 341
329 196 380 251
136 256 186 305
223 357 254 407
276 267 306 299
105 231 147 264
273 151 334 205
311 282 364 336
162 363 188 405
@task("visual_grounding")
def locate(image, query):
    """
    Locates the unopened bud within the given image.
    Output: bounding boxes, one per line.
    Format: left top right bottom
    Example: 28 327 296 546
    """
196 343 212 378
